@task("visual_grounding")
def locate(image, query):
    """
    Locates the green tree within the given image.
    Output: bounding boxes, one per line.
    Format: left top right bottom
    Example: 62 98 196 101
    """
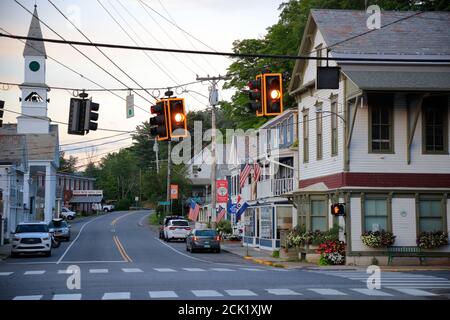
58 151 78 173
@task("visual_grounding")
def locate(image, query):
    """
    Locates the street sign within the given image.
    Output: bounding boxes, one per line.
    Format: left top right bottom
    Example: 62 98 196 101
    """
126 93 134 118
158 201 170 206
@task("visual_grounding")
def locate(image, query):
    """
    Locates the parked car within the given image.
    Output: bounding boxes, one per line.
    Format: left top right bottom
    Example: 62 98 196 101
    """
159 215 183 239
164 219 191 242
102 204 115 212
186 229 221 253
60 207 76 220
11 222 52 257
48 218 71 241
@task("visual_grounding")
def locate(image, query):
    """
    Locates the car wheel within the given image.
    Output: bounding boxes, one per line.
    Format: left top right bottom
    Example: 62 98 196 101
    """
67 216 74 220
191 248 196 253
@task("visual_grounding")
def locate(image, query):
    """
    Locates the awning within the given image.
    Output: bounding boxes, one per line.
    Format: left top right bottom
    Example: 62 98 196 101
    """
69 195 103 203
342 70 450 92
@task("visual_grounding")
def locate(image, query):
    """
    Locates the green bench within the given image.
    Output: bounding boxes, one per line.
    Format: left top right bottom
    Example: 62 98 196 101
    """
387 246 425 265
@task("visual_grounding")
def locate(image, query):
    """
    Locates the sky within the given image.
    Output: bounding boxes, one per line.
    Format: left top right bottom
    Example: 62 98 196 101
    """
0 0 285 167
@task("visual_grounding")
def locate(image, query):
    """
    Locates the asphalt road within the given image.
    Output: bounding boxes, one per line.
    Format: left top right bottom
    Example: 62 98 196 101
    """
0 210 449 300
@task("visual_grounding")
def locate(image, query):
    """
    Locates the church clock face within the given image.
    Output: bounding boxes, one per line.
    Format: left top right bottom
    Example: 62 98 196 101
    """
29 61 40 72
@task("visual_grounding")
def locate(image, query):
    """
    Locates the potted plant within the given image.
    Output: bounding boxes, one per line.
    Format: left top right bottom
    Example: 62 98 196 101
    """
361 230 396 248
316 240 346 265
417 231 448 249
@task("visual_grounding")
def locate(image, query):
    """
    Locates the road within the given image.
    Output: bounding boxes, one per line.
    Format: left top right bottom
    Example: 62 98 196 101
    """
0 210 449 300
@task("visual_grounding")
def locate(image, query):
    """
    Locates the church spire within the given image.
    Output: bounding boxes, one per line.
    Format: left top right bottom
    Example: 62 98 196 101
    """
23 5 46 58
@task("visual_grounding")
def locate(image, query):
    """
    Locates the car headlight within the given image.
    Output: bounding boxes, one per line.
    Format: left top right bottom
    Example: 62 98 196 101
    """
13 237 20 242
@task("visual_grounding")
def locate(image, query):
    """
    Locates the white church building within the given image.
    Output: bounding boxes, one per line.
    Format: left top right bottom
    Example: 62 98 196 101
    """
0 5 60 243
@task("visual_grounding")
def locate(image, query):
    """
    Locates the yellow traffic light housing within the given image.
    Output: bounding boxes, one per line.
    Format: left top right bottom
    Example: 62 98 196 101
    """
168 97 188 139
263 73 283 116
150 99 170 141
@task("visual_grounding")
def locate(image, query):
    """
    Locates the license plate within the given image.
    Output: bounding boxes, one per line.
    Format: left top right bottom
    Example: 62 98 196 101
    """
204 245 210 248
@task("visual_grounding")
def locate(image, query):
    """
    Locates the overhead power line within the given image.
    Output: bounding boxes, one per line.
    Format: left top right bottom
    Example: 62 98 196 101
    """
2 32 448 63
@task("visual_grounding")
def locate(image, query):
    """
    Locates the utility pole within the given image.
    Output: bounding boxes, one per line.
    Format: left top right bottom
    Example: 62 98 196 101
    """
153 138 159 174
166 140 172 216
196 75 230 227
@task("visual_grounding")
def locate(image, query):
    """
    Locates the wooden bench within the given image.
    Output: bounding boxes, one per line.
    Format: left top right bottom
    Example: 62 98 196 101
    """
387 246 425 265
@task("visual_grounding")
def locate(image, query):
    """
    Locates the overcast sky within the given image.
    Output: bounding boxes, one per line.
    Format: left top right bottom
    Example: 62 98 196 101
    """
0 0 285 166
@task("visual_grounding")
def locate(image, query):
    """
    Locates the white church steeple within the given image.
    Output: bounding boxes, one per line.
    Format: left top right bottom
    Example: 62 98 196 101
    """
17 5 50 134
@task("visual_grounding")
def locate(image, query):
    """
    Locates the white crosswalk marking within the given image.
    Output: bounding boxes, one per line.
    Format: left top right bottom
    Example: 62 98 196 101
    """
351 288 393 296
154 268 176 272
24 270 45 275
192 290 223 297
309 288 347 296
102 292 130 300
149 291 178 298
266 289 301 296
183 268 205 272
0 272 13 276
240 268 265 272
210 268 233 272
13 295 43 300
121 268 143 273
53 294 82 300
225 289 257 296
390 288 437 296
58 270 74 274
89 269 109 274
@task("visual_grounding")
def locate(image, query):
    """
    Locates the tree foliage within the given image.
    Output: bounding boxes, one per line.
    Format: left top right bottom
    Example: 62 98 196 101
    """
58 151 78 173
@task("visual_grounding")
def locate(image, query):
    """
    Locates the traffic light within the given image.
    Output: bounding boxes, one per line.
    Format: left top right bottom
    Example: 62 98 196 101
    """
263 73 283 116
168 98 187 138
247 75 263 117
68 98 86 135
150 99 169 141
331 203 345 217
84 99 99 133
0 100 4 127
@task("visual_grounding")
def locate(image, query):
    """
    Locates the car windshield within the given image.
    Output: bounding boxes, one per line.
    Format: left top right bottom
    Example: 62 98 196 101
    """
16 224 48 233
171 220 189 226
48 220 67 228
195 230 217 237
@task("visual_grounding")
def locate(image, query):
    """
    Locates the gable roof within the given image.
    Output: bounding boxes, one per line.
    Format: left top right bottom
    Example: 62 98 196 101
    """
23 6 46 57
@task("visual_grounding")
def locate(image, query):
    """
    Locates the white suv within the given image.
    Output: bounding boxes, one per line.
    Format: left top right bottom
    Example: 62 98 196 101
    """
164 219 191 242
11 222 52 257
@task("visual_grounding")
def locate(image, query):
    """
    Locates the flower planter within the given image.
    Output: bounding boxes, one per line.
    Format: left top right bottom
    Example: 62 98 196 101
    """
361 230 396 248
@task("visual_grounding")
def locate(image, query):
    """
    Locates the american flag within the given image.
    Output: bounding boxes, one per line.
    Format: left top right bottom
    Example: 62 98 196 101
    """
188 200 200 221
239 163 251 188
253 163 261 182
216 205 226 223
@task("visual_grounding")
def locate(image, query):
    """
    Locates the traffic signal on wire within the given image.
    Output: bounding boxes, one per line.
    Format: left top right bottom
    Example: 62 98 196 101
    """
150 99 169 141
263 73 283 116
247 75 263 116
168 98 187 138
84 99 99 133
331 203 345 217
68 98 86 135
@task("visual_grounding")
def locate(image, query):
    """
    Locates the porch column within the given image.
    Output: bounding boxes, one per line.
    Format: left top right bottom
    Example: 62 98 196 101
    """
44 164 56 222
23 170 30 211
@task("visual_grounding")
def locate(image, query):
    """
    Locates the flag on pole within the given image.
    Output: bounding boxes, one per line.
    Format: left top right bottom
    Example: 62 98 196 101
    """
188 199 200 221
239 163 251 188
236 202 249 221
216 205 226 223
253 163 261 182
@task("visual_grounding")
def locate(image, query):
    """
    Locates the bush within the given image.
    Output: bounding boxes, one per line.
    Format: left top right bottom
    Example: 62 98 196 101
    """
272 250 280 258
116 198 132 211
216 220 232 235
361 230 396 248
417 231 448 249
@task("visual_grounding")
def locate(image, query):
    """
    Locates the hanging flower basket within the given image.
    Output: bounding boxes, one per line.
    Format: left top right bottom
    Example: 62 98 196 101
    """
361 230 396 248
417 231 448 249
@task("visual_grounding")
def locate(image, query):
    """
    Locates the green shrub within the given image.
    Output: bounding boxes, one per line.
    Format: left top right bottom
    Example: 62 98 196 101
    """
116 198 132 211
216 220 232 235
272 250 280 258
319 255 330 266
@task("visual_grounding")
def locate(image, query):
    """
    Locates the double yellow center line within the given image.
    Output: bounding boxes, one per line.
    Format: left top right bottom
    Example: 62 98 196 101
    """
113 235 132 262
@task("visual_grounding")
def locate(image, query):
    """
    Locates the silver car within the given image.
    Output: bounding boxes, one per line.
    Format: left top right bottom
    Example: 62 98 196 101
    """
48 218 71 241
11 222 52 257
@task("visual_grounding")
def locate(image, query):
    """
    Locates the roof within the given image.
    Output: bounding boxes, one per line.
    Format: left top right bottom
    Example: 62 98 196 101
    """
69 195 103 203
23 6 46 57
310 9 450 57
342 69 450 91
0 124 58 162
259 108 297 129
0 134 27 165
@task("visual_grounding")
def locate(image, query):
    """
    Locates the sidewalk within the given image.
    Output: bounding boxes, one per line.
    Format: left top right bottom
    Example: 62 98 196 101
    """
221 241 450 272
0 243 11 261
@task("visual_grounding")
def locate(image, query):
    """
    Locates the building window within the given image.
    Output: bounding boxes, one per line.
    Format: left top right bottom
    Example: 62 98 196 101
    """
369 93 394 153
311 199 327 232
422 96 448 154
418 199 445 232
260 207 273 239
276 206 293 239
303 110 309 163
316 106 323 160
315 44 323 67
363 198 389 232
331 100 338 156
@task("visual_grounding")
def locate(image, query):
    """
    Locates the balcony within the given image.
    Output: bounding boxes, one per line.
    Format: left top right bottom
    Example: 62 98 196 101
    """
272 177 294 196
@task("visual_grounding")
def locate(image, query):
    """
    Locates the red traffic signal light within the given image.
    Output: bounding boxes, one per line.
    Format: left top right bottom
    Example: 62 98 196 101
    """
246 75 263 117
263 73 283 116
168 98 187 138
331 203 345 217
150 100 169 141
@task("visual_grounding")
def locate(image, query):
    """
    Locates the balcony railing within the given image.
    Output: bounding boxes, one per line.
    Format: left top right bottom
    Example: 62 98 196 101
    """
272 177 294 196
